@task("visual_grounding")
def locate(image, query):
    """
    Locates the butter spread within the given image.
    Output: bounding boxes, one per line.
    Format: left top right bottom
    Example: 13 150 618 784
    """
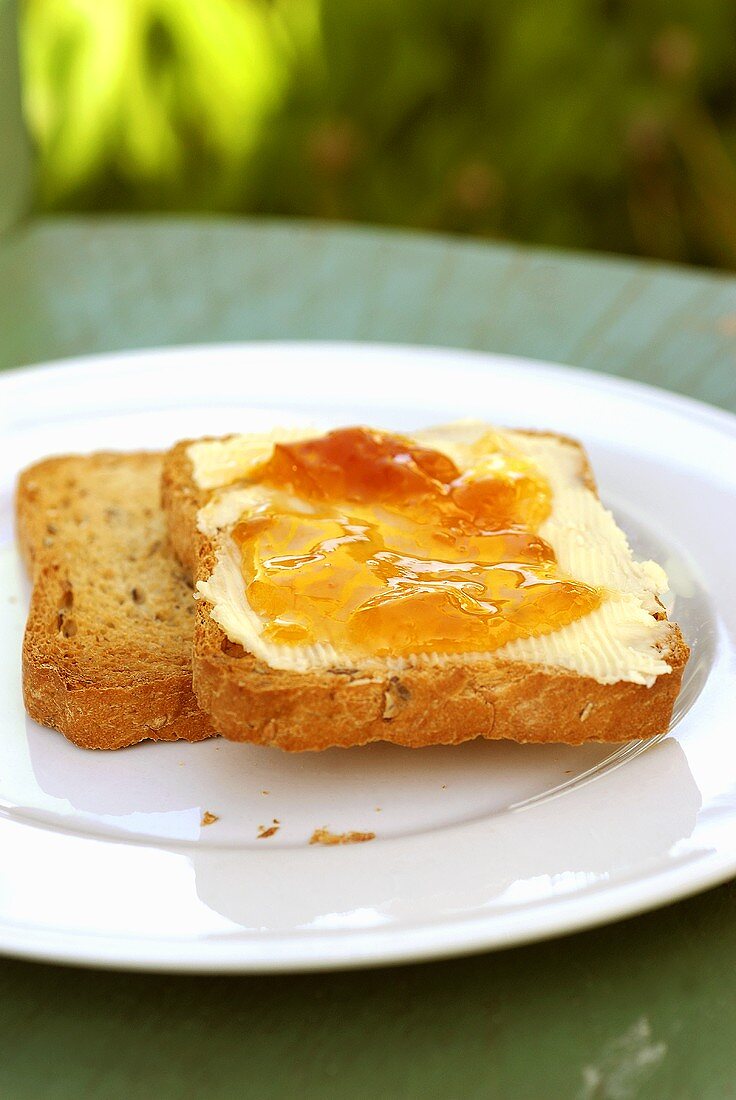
191 423 673 685
189 428 316 490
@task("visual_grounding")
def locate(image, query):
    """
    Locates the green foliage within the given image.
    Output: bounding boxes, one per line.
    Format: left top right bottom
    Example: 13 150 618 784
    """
21 0 736 267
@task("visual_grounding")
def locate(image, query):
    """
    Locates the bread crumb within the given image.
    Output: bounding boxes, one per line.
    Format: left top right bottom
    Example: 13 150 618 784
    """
375 807 382 812
201 811 219 826
257 821 280 839
441 784 447 789
261 790 270 795
309 827 376 846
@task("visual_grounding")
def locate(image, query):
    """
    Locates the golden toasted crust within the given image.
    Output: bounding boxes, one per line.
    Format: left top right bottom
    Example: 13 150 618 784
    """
161 434 689 752
17 452 215 750
161 439 213 580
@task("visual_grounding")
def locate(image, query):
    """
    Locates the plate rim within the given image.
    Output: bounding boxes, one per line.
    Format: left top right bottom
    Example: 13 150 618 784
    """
3 339 736 440
0 838 732 974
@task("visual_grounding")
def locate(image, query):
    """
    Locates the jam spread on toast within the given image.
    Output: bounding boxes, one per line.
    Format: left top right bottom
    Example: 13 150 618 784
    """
232 427 601 655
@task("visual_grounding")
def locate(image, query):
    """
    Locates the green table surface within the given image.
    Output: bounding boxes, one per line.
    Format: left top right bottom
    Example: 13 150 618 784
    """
2 217 736 1100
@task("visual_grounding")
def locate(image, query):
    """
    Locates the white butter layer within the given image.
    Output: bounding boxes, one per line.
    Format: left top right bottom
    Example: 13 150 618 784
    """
191 423 674 685
189 428 316 490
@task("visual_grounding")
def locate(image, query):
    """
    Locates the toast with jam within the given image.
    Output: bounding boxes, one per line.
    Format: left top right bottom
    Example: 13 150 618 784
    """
161 423 688 751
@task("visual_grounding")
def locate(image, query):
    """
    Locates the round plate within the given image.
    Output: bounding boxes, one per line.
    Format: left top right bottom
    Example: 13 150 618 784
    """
1 343 734 972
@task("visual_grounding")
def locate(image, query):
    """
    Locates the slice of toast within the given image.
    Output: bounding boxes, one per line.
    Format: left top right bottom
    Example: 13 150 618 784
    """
17 452 215 749
161 430 689 752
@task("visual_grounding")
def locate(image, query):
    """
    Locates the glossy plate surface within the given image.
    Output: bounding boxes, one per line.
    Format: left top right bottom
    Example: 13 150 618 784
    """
1 342 734 972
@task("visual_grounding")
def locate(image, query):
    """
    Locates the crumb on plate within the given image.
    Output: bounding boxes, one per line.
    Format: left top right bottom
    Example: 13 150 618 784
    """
309 827 376 846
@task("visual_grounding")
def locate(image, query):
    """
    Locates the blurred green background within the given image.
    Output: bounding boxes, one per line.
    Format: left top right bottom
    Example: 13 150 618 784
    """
19 0 736 268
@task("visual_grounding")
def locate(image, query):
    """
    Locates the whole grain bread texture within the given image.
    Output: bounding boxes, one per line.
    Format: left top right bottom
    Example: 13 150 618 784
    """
18 451 215 749
161 435 689 752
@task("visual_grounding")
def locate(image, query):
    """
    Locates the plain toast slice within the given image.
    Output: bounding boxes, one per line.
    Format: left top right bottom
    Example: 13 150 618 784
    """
17 452 215 749
161 432 688 752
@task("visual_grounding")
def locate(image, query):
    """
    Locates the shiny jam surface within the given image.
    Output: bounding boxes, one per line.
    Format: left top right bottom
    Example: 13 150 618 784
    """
231 427 601 656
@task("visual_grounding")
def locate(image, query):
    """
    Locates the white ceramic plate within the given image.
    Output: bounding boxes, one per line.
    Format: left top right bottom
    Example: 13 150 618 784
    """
1 342 734 973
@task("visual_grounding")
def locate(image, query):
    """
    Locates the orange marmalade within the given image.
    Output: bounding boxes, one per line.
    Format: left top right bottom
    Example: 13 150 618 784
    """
231 427 601 656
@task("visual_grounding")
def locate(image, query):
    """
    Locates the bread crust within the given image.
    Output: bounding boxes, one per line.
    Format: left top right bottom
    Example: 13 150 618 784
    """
161 434 689 752
18 452 215 750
